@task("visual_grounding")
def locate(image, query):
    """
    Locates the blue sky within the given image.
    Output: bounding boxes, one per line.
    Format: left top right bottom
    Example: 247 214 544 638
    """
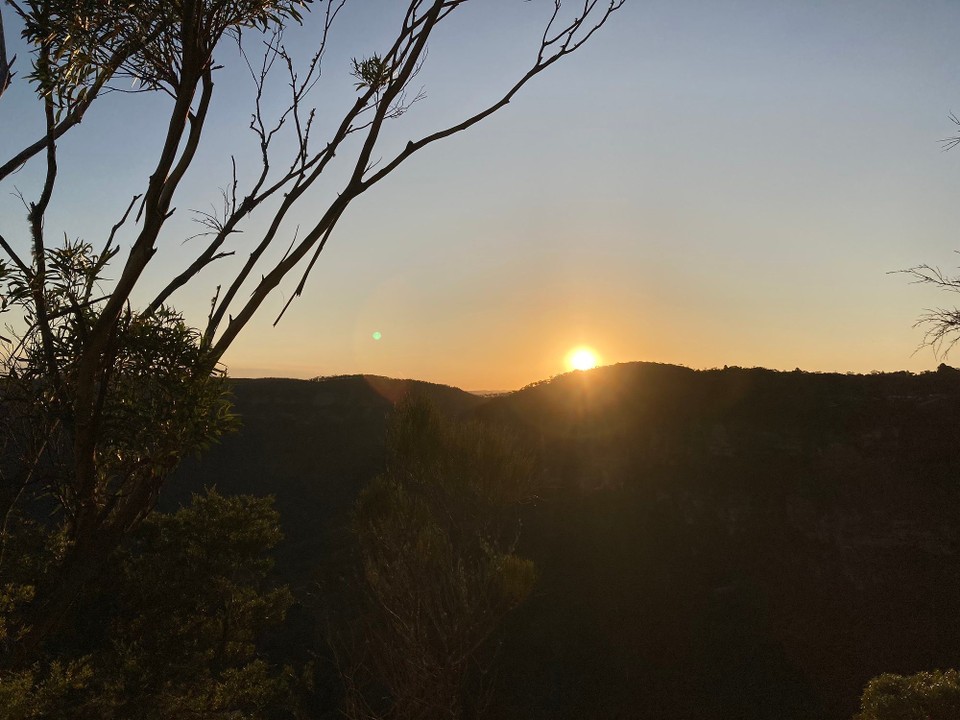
2 0 960 390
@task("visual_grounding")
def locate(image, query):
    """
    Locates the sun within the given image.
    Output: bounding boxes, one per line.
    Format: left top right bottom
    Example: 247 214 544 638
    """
566 346 600 372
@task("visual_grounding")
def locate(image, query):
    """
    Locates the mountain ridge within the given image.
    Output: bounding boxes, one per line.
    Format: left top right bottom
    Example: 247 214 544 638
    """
167 361 960 720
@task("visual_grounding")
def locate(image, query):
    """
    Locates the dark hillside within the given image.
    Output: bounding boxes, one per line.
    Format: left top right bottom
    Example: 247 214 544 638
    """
166 363 960 719
481 363 960 719
164 374 484 580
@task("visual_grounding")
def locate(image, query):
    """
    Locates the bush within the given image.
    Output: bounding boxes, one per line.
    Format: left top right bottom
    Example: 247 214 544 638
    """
856 669 960 720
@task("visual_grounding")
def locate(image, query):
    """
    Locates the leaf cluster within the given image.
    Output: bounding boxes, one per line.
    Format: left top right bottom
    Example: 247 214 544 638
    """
0 659 93 720
18 0 311 109
350 54 390 92
856 670 960 720
0 490 295 720
0 238 236 522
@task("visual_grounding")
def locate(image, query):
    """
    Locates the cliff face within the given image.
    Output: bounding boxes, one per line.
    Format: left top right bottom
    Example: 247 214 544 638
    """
168 364 960 720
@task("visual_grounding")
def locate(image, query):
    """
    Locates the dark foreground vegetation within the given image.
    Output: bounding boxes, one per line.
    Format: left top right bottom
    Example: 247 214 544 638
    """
5 1 958 717
155 362 960 719
0 1 621 714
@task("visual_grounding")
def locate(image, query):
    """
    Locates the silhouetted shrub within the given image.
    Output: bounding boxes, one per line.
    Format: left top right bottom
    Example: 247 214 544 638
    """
856 670 960 720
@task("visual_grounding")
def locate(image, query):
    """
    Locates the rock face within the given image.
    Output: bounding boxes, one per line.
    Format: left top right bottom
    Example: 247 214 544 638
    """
168 364 960 720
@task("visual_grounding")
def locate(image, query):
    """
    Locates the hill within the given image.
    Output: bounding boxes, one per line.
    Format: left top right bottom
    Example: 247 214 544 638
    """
166 363 960 720
164 374 483 580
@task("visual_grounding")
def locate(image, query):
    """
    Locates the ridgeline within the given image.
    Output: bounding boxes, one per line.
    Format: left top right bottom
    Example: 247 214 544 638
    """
168 363 960 719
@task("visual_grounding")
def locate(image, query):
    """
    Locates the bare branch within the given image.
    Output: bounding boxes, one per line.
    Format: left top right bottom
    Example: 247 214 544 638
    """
0 3 13 98
942 112 960 152
272 222 333 325
364 0 623 189
0 232 29 277
200 0 623 361
103 193 143 259
900 262 960 358
914 307 960 358
23 86 64 394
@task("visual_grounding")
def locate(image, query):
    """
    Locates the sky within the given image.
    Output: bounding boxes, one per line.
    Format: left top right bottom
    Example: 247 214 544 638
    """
2 0 960 390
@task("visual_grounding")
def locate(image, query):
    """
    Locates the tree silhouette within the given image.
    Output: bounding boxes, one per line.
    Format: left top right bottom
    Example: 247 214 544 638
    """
902 112 960 355
341 397 538 720
0 0 622 668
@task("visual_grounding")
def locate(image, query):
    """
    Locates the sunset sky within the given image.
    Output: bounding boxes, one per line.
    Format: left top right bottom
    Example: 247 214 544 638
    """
3 1 960 390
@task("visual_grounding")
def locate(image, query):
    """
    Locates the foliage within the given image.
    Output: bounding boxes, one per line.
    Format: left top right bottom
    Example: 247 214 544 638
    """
97 490 295 719
12 298 231 484
0 489 295 719
0 0 621 700
0 238 235 474
0 238 236 658
351 54 390 92
18 0 309 109
855 670 960 720
0 659 93 720
343 397 538 720
175 368 960 719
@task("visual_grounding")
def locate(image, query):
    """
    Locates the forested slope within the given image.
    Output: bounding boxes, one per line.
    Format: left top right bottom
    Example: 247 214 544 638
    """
167 364 960 719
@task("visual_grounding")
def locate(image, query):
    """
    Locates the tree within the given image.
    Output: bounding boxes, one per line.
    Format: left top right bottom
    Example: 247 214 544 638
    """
0 489 296 719
0 0 622 665
900 261 960 356
855 670 960 720
339 397 538 719
902 113 960 354
872 119 960 720
0 3 12 97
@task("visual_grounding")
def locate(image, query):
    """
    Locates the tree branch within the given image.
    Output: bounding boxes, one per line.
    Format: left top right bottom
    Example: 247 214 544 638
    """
198 0 623 362
26 89 62 392
0 3 13 98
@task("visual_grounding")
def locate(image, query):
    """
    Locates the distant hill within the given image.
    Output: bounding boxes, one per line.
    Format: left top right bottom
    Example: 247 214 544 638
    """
165 374 483 579
166 363 960 720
